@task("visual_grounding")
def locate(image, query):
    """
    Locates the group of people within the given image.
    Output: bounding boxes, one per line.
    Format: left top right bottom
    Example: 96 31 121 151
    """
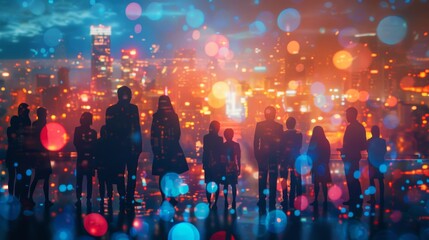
6 103 53 207
6 85 387 217
202 120 241 211
253 106 387 215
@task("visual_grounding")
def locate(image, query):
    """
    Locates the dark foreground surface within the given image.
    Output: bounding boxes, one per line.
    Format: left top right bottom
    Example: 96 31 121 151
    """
0 154 428 240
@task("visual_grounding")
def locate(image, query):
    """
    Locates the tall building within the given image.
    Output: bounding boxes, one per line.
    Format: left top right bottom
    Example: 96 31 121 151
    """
90 25 112 93
121 49 138 87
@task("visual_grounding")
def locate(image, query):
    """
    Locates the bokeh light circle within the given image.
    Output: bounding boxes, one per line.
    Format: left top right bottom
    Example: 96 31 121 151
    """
386 96 398 107
328 184 342 201
294 195 309 211
168 222 200 240
159 201 175 221
0 195 21 221
400 76 414 90
207 93 226 109
288 80 299 90
83 213 108 237
192 30 201 40
145 2 163 21
44 28 63 47
265 210 287 233
30 1 45 15
377 16 407 45
346 89 360 103
333 50 353 70
295 155 312 175
347 220 369 240
194 202 210 220
205 42 219 57
160 172 183 197
383 113 400 129
206 181 218 194
125 2 142 20
41 122 68 151
277 8 301 32
211 81 229 99
330 114 342 126
249 20 266 36
134 24 142 34
358 91 369 102
310 81 326 95
338 27 359 49
314 95 327 109
179 183 189 195
186 9 205 28
287 40 300 54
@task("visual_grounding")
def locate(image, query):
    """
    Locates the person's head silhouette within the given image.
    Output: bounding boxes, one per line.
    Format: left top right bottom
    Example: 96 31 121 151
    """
371 125 380 138
158 95 173 111
311 126 326 140
209 120 220 134
36 107 47 120
286 117 296 130
117 86 132 103
18 103 29 117
264 106 276 121
80 112 93 127
10 115 19 128
224 128 234 141
346 107 358 123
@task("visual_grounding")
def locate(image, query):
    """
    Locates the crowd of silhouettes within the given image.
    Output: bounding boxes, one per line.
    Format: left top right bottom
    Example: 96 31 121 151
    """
5 86 387 218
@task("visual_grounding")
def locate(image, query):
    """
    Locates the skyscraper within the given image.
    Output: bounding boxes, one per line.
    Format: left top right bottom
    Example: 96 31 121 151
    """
121 49 138 87
90 25 112 93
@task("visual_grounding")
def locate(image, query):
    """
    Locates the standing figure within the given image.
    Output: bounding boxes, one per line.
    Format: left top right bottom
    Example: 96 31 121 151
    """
73 112 97 207
279 117 303 210
367 125 386 205
308 126 331 207
29 107 53 207
222 128 241 211
254 106 283 213
339 107 366 207
95 125 113 211
202 121 223 210
6 116 20 197
15 103 32 204
106 86 142 206
151 95 189 205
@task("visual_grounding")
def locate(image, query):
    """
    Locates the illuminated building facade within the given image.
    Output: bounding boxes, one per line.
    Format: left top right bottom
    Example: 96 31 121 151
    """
121 49 138 87
90 25 112 93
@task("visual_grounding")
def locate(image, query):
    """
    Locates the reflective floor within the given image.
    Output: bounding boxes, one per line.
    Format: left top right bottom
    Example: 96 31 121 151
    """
0 155 428 240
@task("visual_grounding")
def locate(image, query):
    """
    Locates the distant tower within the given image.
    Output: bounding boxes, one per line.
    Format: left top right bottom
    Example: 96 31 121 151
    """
121 49 138 87
57 67 69 90
90 25 112 93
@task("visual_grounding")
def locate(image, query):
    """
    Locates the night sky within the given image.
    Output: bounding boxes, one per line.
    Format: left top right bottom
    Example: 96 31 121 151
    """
0 0 428 60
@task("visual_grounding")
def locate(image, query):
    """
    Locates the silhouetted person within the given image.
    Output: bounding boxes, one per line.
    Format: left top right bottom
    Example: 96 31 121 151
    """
95 125 113 212
222 128 241 211
202 121 223 210
151 95 188 205
280 117 303 210
308 126 331 207
15 103 32 204
6 115 19 197
29 107 53 207
254 106 283 213
367 125 386 205
339 107 366 207
74 112 97 207
106 86 142 206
